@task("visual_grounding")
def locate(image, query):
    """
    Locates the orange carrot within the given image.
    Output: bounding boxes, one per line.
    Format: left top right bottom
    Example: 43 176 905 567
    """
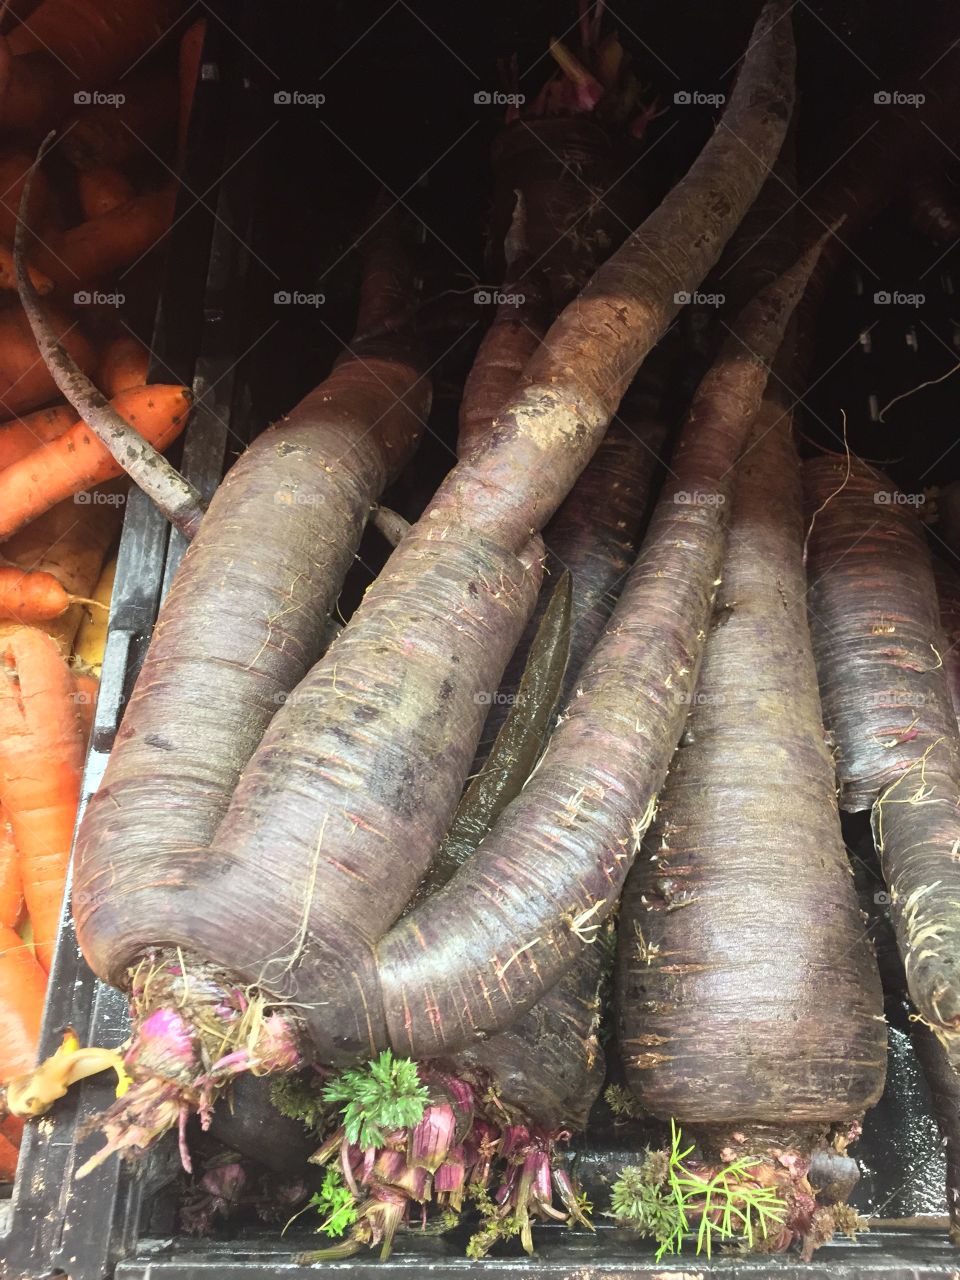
0 629 84 970
0 149 55 243
0 567 98 622
62 67 179 169
0 923 46 1076
73 669 98 747
1 494 123 653
7 0 185 84
0 403 75 469
98 332 148 396
0 49 74 133
1 0 186 132
0 808 22 928
0 1128 19 1180
41 187 176 288
0 303 95 417
2 1112 24 1148
0 243 52 293
0 383 190 540
77 164 134 219
177 18 206 169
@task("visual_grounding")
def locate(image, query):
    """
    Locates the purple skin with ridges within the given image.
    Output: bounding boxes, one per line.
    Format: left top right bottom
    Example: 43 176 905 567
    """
376 237 826 1059
617 403 887 1132
804 455 960 1068
74 4 796 1148
102 529 544 1067
74 215 430 983
184 0 794 1058
933 556 960 725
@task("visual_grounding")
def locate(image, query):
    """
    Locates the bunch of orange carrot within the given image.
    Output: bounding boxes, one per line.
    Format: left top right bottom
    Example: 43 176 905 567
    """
0 0 204 1179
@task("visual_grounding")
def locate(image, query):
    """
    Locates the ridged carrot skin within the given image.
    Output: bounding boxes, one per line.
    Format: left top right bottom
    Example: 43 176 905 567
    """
375 239 822 1060
0 629 85 970
74 215 430 996
0 304 95 417
804 455 960 1068
76 6 795 1085
0 383 191 541
124 1 794 1067
0 810 22 928
0 404 76 470
0 922 47 1079
618 402 887 1130
98 334 149 397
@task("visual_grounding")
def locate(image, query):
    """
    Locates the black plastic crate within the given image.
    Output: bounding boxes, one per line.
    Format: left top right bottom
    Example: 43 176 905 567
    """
4 2 960 1277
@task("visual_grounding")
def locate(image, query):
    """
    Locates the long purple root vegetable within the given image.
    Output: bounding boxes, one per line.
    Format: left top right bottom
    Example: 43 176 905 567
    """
615 397 886 1256
73 216 430 996
463 144 668 757
75 522 543 1170
866 876 960 1247
76 242 822 1172
933 556 960 726
475 381 668 759
804 455 960 1068
206 0 795 1037
71 0 796 1163
375 236 824 1060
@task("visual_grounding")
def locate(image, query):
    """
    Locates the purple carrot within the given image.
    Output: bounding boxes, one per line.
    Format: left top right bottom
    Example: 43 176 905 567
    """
804 454 960 1067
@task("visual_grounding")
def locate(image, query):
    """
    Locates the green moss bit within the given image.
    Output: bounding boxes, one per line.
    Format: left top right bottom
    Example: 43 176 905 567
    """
831 1202 866 1241
321 1049 429 1151
610 1120 786 1260
269 1072 329 1133
465 1185 523 1260
604 1083 646 1120
417 1210 461 1238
